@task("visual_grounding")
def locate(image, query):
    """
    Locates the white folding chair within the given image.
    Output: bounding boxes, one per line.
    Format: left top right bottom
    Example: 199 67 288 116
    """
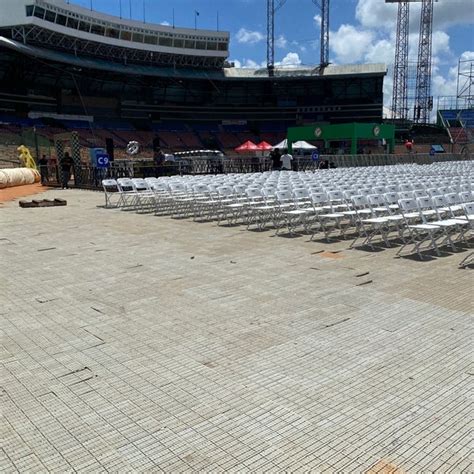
397 198 442 259
350 195 390 249
102 179 120 208
116 178 137 209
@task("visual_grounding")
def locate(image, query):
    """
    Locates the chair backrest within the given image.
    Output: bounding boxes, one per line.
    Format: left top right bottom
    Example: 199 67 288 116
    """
351 195 368 209
416 196 433 210
413 189 428 198
385 184 399 193
217 185 234 197
207 183 219 193
328 190 343 201
151 182 168 192
426 188 440 197
444 193 459 205
117 178 134 192
246 188 262 199
276 190 293 203
367 194 386 208
462 202 474 216
132 178 149 192
102 179 117 190
169 182 185 192
459 191 474 203
438 186 451 195
311 192 328 205
292 188 310 200
193 184 210 194
400 183 413 192
384 192 399 205
431 195 447 208
233 184 247 195
398 198 418 212
398 191 415 200
262 188 276 199
343 190 357 201
373 186 386 195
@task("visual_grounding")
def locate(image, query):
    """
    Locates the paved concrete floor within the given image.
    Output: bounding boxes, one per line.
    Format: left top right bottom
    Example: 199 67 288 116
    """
1 189 472 473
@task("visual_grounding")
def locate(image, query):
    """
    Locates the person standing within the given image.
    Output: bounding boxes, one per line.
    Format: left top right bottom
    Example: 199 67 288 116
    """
318 159 329 170
270 148 281 171
60 151 74 189
38 154 49 184
154 146 165 176
280 149 293 171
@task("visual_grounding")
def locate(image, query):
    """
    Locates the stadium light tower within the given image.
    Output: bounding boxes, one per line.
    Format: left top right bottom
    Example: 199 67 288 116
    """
414 0 435 123
386 1 409 121
387 0 436 123
266 0 287 75
312 0 330 67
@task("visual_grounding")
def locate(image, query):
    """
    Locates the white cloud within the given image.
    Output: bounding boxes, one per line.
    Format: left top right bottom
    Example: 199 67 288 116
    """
235 28 264 45
330 24 374 63
230 58 267 69
276 35 288 49
160 21 170 26
432 31 450 56
242 58 260 68
276 52 302 68
432 0 474 29
355 0 397 30
364 39 395 65
314 14 322 27
356 0 474 32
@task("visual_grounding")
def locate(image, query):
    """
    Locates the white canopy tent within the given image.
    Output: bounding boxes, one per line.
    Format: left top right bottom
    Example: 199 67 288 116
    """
272 139 316 150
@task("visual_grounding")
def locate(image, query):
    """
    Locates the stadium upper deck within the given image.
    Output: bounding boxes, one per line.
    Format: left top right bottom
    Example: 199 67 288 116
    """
0 0 386 126
0 0 229 68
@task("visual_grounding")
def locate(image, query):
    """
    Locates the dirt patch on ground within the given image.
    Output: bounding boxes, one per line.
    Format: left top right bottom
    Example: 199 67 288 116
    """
0 183 50 204
319 251 345 259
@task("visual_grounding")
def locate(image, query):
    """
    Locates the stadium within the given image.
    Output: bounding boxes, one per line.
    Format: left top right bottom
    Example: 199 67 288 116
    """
1 0 473 472
0 0 389 169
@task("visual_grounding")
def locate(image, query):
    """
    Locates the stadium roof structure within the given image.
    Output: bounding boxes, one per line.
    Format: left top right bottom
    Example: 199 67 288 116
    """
0 0 229 68
0 36 386 81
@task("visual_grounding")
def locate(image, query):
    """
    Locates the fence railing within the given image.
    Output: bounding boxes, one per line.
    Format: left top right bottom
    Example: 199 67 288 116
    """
40 152 472 190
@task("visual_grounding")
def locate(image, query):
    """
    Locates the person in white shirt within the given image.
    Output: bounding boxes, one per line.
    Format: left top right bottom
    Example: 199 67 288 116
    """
280 149 293 170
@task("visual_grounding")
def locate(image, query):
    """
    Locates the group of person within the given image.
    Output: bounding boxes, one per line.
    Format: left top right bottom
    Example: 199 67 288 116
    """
38 152 74 188
269 148 294 171
269 148 335 171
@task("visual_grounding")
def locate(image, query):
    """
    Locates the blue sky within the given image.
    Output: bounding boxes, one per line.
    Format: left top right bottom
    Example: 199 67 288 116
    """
71 0 473 111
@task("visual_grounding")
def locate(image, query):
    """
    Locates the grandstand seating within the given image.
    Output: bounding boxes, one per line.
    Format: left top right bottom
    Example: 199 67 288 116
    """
450 127 469 144
439 109 474 128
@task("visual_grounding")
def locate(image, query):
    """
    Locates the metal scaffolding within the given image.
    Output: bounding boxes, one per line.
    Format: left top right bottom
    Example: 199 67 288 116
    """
312 0 330 67
456 58 474 110
391 2 409 121
414 0 434 123
266 0 287 75
387 0 437 123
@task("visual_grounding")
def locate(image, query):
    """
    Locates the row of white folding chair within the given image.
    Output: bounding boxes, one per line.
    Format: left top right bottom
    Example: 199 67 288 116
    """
396 197 471 258
342 190 471 246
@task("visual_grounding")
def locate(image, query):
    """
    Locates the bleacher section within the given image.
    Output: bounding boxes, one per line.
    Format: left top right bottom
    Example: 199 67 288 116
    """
0 114 300 158
439 109 474 128
438 109 474 151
